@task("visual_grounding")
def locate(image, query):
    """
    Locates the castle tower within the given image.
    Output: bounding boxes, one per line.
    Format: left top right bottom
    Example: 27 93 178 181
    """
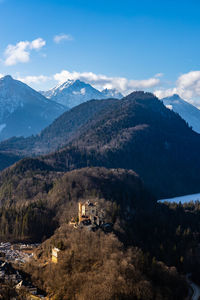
78 202 82 223
52 247 60 263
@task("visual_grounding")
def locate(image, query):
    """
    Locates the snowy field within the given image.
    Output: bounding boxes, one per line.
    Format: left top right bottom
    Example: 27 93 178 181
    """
159 193 200 204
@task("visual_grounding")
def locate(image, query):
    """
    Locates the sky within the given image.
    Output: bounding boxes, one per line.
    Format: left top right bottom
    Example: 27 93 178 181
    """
1 0 200 107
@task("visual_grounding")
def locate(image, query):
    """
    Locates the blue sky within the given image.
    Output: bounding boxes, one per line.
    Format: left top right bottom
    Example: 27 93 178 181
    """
1 0 200 106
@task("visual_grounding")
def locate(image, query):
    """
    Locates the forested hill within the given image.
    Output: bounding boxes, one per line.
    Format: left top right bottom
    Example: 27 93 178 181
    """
1 91 200 198
40 91 200 199
0 166 152 241
0 163 189 300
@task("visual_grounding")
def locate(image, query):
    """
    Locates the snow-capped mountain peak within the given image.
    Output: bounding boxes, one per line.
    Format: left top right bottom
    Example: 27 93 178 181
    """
58 79 75 91
1 75 13 82
41 80 123 108
42 80 103 108
162 94 200 133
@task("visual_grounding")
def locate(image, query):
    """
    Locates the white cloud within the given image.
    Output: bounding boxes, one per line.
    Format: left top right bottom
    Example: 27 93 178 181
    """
154 70 200 107
155 73 164 78
12 69 162 95
17 75 50 85
154 88 178 99
0 74 4 78
53 34 73 44
4 41 30 66
30 38 46 50
4 38 46 66
53 70 160 93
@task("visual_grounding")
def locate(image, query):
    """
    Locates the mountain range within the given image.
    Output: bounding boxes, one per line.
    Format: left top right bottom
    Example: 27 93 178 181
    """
1 74 200 145
0 75 66 141
1 91 200 199
0 73 200 199
0 75 123 142
41 79 123 108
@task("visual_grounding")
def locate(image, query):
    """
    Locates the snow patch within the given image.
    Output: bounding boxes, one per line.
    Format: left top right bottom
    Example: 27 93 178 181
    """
0 124 6 133
166 104 173 110
80 88 86 95
72 88 86 95
159 193 200 204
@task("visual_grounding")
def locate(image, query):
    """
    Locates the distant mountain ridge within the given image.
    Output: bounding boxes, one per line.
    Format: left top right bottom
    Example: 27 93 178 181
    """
162 94 200 133
0 98 118 157
41 79 123 108
101 88 123 99
0 75 66 141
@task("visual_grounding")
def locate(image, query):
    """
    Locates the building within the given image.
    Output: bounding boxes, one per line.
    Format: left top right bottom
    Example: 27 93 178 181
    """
52 247 60 264
78 200 105 226
78 200 96 223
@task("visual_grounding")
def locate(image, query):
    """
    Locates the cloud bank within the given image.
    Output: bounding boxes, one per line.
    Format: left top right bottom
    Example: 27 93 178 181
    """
4 38 46 66
17 75 50 85
4 68 200 108
155 71 200 107
19 69 200 108
53 70 160 93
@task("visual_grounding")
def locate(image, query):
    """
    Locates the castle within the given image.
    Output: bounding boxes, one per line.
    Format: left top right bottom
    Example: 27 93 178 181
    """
78 200 104 226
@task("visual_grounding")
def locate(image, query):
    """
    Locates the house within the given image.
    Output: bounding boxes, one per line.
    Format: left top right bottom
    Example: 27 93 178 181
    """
52 247 60 264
